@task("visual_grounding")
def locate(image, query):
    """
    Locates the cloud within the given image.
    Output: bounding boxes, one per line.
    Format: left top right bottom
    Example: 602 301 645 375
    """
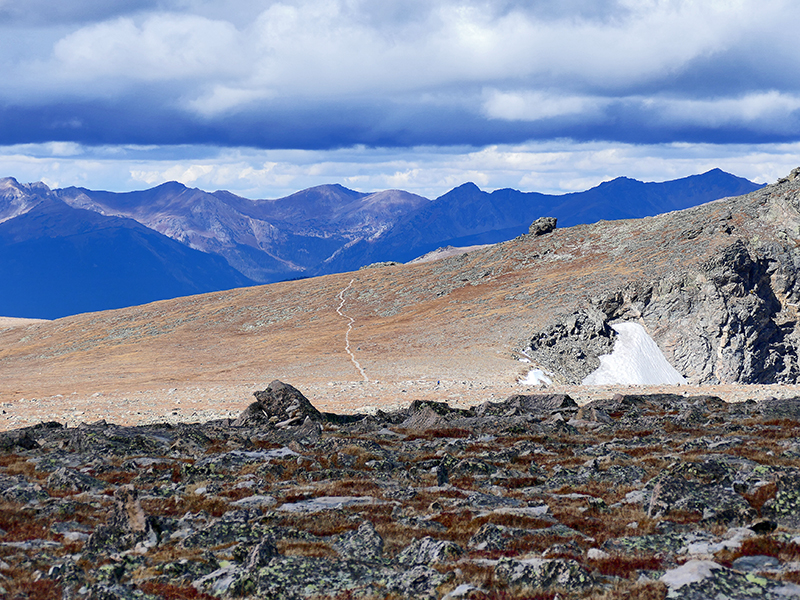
482 90 608 121
0 0 159 25
650 91 800 132
52 14 244 83
0 0 799 150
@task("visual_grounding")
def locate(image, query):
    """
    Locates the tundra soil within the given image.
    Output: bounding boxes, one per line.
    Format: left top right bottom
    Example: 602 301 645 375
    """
1 288 800 431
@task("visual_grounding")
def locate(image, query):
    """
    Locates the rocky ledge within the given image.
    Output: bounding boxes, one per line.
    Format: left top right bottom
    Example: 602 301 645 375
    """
3 380 800 599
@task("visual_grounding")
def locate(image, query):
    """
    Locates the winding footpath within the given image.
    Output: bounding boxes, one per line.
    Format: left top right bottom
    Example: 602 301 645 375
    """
337 279 369 381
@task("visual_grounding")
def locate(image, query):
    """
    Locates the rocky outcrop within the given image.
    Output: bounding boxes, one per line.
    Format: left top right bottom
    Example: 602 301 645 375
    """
233 380 323 427
4 386 800 599
526 308 616 383
523 173 800 384
529 216 557 236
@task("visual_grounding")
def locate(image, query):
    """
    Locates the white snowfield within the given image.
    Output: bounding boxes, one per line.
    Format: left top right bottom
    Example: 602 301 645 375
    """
582 322 687 386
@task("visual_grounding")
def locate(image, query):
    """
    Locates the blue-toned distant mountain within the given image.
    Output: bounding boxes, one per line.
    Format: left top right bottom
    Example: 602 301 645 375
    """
0 179 255 319
1 169 763 318
56 182 430 282
317 169 764 273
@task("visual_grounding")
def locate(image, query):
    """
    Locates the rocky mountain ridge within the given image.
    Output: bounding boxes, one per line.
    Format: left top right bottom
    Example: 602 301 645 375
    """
2 169 761 287
523 170 800 385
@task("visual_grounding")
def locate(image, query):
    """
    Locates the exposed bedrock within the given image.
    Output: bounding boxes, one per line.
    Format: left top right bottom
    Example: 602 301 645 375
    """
527 237 800 385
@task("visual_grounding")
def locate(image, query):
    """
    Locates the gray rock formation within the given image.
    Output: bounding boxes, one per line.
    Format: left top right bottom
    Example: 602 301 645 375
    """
526 308 616 383
529 216 557 236
233 379 323 427
523 172 800 384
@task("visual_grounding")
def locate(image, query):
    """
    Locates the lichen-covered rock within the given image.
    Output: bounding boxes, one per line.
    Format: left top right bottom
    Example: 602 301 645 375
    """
242 556 394 599
386 564 451 599
245 538 279 569
0 475 48 503
468 523 508 551
545 461 645 488
644 460 758 525
46 466 105 493
182 509 267 548
762 472 800 528
468 523 582 552
494 557 595 591
333 520 384 561
603 531 707 556
85 484 159 553
85 583 141 600
397 536 463 566
660 560 800 599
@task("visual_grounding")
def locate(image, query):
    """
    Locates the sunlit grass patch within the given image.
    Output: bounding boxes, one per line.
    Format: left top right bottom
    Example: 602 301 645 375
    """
276 539 337 558
138 581 218 600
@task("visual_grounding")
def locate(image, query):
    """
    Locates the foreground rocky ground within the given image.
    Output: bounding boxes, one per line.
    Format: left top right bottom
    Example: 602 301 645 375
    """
3 381 800 599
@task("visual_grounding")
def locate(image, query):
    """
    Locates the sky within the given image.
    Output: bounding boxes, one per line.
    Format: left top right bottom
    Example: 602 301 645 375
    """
2 0 800 199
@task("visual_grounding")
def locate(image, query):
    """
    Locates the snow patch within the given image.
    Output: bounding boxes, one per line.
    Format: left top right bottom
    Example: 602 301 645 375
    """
582 322 686 386
519 369 552 386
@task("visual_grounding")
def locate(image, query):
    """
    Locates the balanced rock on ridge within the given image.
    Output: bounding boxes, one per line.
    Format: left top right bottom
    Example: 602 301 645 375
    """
529 216 557 236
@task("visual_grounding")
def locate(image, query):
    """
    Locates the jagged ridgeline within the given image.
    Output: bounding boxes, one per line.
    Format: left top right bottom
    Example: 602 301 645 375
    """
4 380 800 599
522 169 800 385
0 169 762 319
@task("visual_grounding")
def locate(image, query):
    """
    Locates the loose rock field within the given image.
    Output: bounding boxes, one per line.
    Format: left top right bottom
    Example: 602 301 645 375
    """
3 381 800 599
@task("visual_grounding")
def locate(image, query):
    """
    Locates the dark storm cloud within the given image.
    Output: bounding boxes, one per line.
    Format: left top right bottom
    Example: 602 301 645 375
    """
0 1 799 150
0 0 160 25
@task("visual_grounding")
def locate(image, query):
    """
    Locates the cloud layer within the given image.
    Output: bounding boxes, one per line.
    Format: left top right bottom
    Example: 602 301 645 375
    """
2 0 799 150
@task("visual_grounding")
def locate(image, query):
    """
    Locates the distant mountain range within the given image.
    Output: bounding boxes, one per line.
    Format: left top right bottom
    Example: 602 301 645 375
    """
0 169 763 319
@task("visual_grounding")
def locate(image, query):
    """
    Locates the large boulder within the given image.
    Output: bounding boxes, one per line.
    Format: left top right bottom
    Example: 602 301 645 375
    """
494 557 595 591
234 380 323 427
529 216 557 236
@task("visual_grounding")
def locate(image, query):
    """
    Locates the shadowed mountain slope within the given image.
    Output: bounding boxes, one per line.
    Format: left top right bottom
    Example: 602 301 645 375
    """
0 197 255 319
53 170 762 282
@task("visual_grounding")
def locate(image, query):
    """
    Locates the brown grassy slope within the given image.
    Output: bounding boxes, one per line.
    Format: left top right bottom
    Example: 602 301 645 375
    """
0 181 794 425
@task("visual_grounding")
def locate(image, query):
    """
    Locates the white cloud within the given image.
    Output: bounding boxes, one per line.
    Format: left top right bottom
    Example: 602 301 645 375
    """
651 91 800 131
482 90 607 121
52 14 244 83
10 0 790 109
187 85 275 117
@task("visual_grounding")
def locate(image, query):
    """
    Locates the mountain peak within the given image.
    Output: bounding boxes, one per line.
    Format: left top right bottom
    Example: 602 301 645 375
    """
0 176 21 188
0 177 51 195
